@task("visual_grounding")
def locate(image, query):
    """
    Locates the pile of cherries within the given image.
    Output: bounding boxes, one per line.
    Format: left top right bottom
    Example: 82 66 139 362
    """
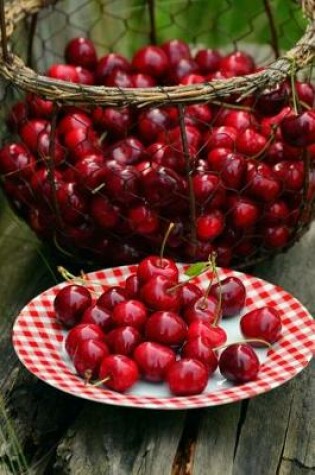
54 254 282 395
1 36 315 265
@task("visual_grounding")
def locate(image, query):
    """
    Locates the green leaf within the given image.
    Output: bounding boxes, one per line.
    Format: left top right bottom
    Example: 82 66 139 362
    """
184 262 208 278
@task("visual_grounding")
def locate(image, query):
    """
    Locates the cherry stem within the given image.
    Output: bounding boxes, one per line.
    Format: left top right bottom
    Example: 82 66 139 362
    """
211 258 222 327
200 253 218 313
251 129 276 161
167 263 213 293
84 369 93 385
57 266 103 295
214 338 272 352
159 222 175 264
91 376 111 387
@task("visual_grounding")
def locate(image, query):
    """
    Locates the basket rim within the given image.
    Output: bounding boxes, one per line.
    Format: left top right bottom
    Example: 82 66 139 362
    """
0 0 315 107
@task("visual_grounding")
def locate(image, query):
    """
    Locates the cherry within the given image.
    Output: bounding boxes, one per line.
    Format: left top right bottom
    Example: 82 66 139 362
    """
65 37 97 70
106 326 142 356
47 64 79 82
0 143 35 180
99 355 139 392
168 58 199 84
167 358 208 396
137 255 179 284
180 282 203 308
124 274 139 299
63 127 99 161
138 108 170 143
104 69 133 88
104 164 140 204
161 39 191 65
6 101 28 131
210 276 246 317
37 131 66 166
96 53 131 84
236 129 267 157
74 67 95 85
184 240 214 262
187 321 227 347
112 299 148 329
182 337 218 373
219 343 260 383
90 195 120 229
211 152 247 190
255 83 289 116
295 81 315 107
145 311 187 346
131 73 156 88
54 285 92 328
132 45 169 78
26 94 54 119
280 111 315 147
140 275 181 312
184 104 212 128
230 197 260 229
134 342 176 382
141 165 185 208
206 126 237 151
220 51 255 76
97 286 127 311
196 211 225 241
56 182 87 224
240 307 282 344
195 48 221 73
272 161 304 192
263 225 290 248
128 205 159 235
183 295 219 325
81 304 112 331
180 73 205 85
192 172 226 209
263 200 290 224
20 119 50 153
218 110 256 132
260 106 292 138
92 106 131 138
73 339 109 380
65 323 105 359
246 161 281 202
58 112 92 136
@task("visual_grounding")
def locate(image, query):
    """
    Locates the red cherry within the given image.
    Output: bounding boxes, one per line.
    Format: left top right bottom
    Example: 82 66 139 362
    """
138 108 170 143
0 143 35 180
263 225 290 248
246 161 281 202
240 307 282 344
128 205 159 235
63 127 99 161
183 296 219 325
295 81 315 107
26 94 54 119
124 274 139 299
184 240 214 262
58 112 92 136
106 326 142 356
54 285 92 328
81 304 112 331
134 342 176 382
90 195 120 230
104 69 133 88
20 119 50 153
263 200 290 224
112 299 148 329
180 282 203 308
272 161 304 192
260 106 292 138
73 339 109 380
92 107 131 138
180 74 205 85
210 276 246 317
230 197 260 229
140 275 181 312
97 286 127 311
145 311 187 346
132 45 169 78
219 110 256 132
281 111 315 147
184 104 212 128
187 321 227 347
206 126 237 151
75 66 95 85
167 358 208 396
236 129 267 157
168 58 199 84
131 73 156 88
219 343 260 383
96 53 131 84
47 64 79 82
220 51 255 76
192 172 226 209
6 101 28 131
137 255 178 284
182 337 218 373
196 211 225 241
161 39 191 65
255 83 289 116
65 323 105 358
65 37 97 70
36 131 66 166
104 164 139 204
56 182 87 225
99 355 139 392
195 48 221 73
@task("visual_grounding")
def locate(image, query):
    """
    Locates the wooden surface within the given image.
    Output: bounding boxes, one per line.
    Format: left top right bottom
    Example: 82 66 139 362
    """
0 203 314 475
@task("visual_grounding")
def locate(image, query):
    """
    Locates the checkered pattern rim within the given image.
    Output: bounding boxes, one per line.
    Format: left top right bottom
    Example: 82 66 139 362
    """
12 265 315 410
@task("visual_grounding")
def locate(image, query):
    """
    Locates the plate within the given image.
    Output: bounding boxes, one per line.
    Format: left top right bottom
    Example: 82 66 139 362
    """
12 265 315 409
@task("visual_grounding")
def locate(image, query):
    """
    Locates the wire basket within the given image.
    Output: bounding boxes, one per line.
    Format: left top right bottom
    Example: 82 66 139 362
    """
0 0 315 268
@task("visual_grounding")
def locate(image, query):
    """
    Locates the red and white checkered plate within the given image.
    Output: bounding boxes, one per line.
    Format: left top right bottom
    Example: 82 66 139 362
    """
12 264 315 410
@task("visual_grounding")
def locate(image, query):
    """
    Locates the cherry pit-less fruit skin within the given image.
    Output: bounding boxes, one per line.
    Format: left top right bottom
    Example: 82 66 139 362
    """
219 343 260 383
140 275 181 312
106 326 142 356
112 299 148 329
137 256 179 284
54 285 92 328
240 306 282 344
65 323 105 359
187 321 227 347
81 304 113 331
99 355 139 393
134 341 176 382
210 277 246 317
182 337 218 374
145 311 188 346
73 339 109 379
167 358 209 396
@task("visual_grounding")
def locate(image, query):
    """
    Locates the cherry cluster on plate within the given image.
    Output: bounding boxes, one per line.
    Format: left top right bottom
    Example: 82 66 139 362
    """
54 254 282 396
1 37 315 266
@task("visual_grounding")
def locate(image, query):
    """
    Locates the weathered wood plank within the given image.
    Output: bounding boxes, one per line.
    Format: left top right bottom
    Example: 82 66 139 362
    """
54 405 185 475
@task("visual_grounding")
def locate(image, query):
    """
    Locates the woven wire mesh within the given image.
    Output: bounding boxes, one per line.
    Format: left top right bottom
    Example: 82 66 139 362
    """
0 0 314 268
